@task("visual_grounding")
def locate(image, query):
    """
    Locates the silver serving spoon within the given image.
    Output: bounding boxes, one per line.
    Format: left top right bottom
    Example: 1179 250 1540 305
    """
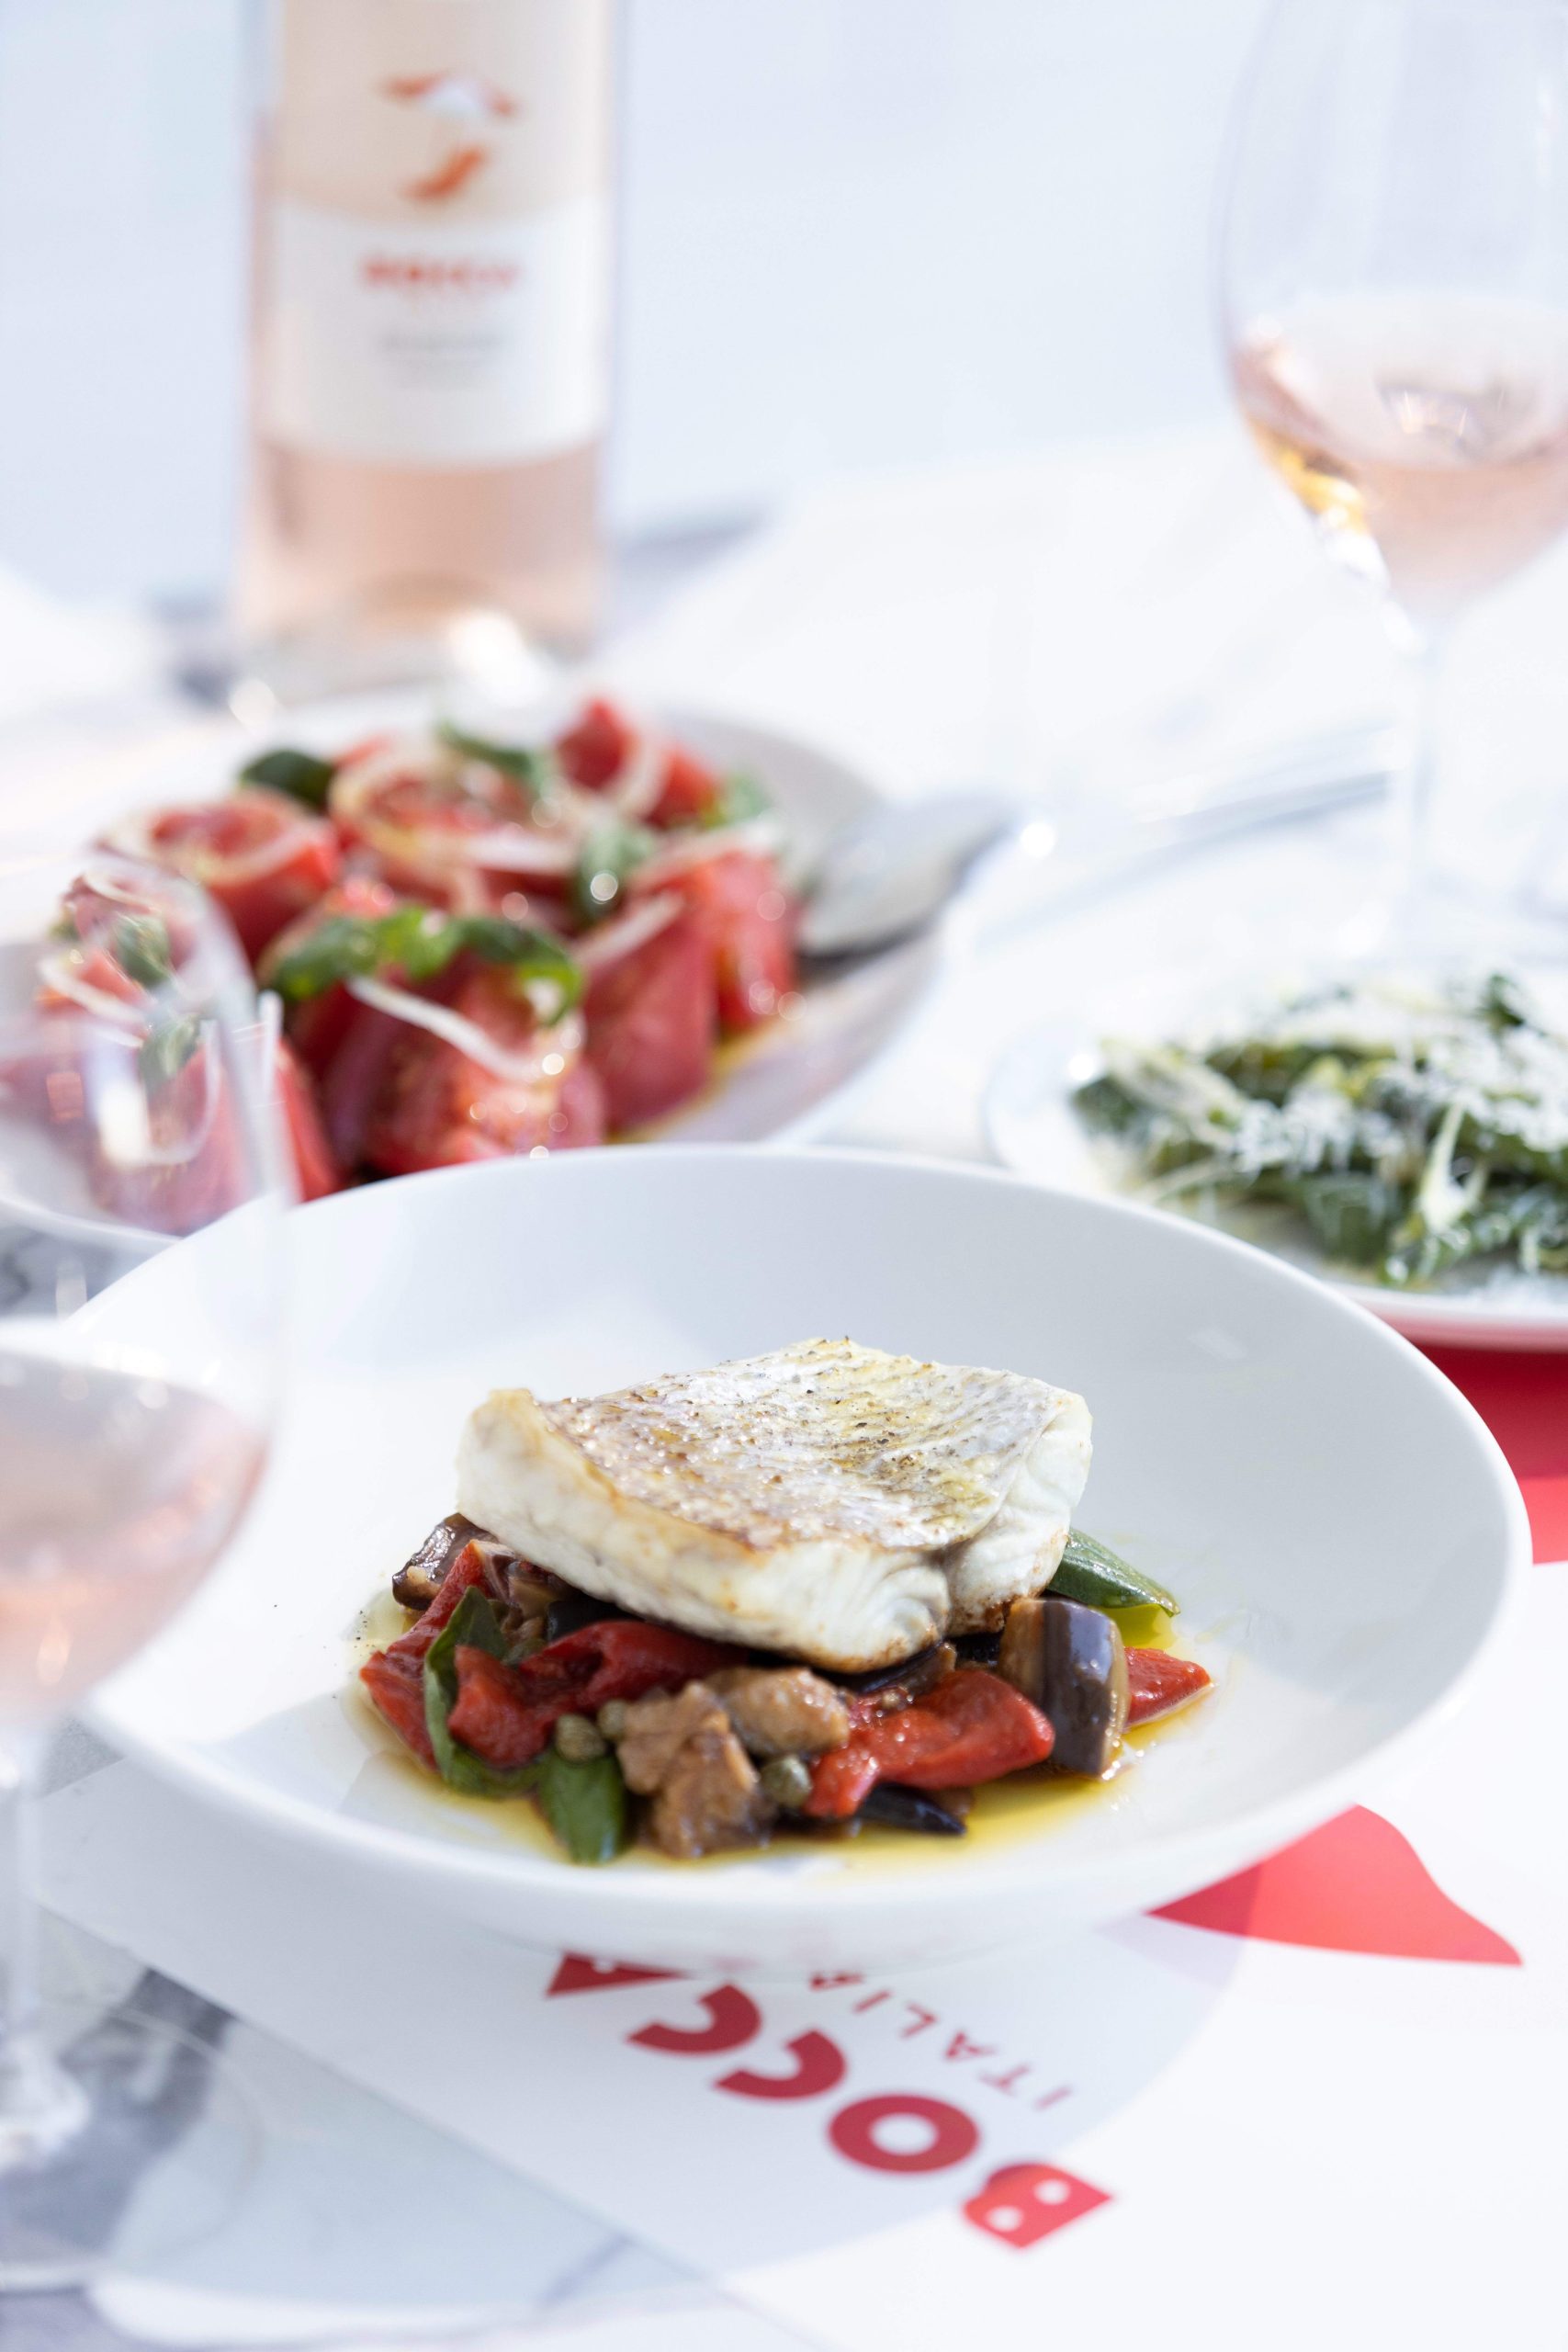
797 792 1016 962
797 726 1401 963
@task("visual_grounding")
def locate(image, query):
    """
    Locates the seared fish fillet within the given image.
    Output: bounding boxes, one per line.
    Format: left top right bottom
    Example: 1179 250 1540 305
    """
456 1338 1091 1670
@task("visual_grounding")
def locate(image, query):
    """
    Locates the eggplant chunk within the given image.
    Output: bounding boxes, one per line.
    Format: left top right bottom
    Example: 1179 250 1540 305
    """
998 1595 1129 1777
392 1512 481 1611
855 1783 967 1836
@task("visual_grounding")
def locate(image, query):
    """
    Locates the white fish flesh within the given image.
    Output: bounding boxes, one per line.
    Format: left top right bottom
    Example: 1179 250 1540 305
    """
456 1338 1091 1670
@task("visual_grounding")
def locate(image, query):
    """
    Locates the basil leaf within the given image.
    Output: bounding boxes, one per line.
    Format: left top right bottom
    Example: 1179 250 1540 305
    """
699 772 770 831
239 747 339 811
265 913 389 1001
535 1746 629 1864
138 1012 202 1089
574 822 657 923
113 913 173 989
1054 1530 1179 1618
436 722 547 793
265 905 583 1017
422 1586 540 1799
457 917 584 1017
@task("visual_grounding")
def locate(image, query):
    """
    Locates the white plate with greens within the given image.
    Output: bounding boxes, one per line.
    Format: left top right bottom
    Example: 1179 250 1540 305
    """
986 966 1568 1351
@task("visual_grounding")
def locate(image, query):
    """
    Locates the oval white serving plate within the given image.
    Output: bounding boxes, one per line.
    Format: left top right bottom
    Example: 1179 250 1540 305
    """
986 970 1568 1352
37 691 942 1152
85 1147 1526 1974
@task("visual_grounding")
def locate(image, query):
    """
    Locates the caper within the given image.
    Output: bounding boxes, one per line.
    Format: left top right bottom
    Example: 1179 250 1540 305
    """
596 1699 629 1743
554 1712 607 1762
760 1754 812 1810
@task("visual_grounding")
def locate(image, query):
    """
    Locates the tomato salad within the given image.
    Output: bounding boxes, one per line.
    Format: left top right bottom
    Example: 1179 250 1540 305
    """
361 1517 1212 1864
73 700 798 1222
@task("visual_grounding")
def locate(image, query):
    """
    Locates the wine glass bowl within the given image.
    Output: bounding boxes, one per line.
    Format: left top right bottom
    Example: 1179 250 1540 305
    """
1219 0 1568 929
0 852 285 2284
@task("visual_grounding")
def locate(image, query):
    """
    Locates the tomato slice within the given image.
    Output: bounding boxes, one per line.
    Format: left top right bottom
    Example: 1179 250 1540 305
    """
102 790 341 965
362 965 605 1177
669 850 796 1032
583 906 717 1129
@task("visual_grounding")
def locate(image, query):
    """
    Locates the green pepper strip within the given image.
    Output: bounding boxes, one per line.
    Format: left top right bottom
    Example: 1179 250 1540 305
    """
422 1588 541 1799
1053 1530 1179 1617
534 1747 630 1864
422 1588 631 1860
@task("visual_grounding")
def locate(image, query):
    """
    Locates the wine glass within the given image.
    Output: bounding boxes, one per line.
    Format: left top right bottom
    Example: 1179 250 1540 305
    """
1218 0 1568 947
0 852 287 2289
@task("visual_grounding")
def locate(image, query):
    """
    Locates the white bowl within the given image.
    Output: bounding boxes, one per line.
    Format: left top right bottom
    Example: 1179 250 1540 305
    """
86 1148 1528 1974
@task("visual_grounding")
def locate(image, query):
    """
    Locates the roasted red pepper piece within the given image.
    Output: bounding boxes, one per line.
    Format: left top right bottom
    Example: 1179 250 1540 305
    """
1126 1648 1211 1725
804 1669 1054 1820
359 1539 499 1765
447 1618 743 1770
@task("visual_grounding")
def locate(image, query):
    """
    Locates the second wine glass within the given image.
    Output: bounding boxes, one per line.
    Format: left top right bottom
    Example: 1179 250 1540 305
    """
0 853 287 2289
1219 0 1568 942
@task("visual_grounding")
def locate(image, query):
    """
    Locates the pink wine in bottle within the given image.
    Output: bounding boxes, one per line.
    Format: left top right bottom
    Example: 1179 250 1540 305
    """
239 0 613 684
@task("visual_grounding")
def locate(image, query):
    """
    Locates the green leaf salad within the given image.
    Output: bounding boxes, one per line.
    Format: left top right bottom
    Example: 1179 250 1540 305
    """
1072 971 1568 1288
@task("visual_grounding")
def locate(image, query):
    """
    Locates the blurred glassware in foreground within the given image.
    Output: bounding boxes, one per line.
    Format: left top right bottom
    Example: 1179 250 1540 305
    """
236 0 614 705
0 854 286 2288
1220 0 1568 945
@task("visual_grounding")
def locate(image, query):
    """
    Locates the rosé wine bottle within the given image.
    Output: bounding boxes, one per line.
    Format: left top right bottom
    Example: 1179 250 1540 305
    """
238 0 614 691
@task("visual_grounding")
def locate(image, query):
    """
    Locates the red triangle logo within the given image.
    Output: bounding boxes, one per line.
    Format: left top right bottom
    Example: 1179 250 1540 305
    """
1154 1806 1520 1964
546 1954 683 1998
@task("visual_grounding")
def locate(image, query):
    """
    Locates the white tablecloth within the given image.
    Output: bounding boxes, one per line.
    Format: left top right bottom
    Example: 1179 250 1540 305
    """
11 426 1568 2352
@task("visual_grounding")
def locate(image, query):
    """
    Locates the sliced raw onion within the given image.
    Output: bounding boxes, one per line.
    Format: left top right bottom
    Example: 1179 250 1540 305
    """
101 792 328 887
35 949 145 1031
607 727 669 821
571 891 684 973
329 741 595 883
632 816 785 890
344 977 583 1085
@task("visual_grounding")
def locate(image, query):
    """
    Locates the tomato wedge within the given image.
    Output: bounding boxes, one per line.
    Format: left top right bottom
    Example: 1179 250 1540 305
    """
649 744 724 828
273 1035 342 1202
583 904 717 1129
102 789 340 965
362 965 605 1176
668 850 797 1032
260 876 402 1082
557 696 637 790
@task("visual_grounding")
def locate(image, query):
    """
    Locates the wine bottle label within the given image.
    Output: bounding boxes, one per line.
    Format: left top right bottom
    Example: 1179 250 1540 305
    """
257 0 611 470
263 194 609 467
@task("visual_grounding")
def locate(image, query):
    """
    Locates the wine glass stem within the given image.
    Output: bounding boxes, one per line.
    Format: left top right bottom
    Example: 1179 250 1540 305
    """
0 1725 86 2166
1395 626 1448 907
